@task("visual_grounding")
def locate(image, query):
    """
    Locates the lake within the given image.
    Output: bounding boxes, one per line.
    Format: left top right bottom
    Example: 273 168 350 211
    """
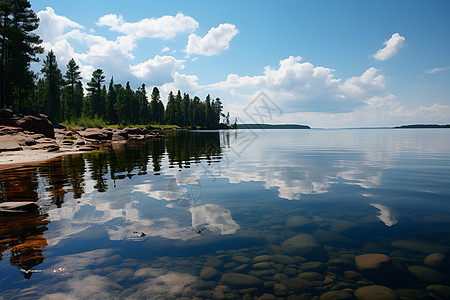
1 129 449 299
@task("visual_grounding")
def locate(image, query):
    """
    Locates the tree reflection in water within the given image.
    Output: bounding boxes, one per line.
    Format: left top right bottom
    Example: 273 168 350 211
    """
0 131 227 275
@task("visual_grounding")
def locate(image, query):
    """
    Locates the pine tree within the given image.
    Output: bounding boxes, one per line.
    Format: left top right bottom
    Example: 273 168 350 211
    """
63 58 82 120
34 77 46 112
41 50 63 121
157 97 164 125
106 77 117 124
165 91 176 125
150 87 164 124
136 84 149 124
212 97 223 127
114 86 126 125
150 87 160 124
192 96 202 127
0 0 43 109
180 93 189 127
74 81 83 118
205 94 213 128
101 85 107 120
87 69 105 118
174 90 182 125
123 81 136 124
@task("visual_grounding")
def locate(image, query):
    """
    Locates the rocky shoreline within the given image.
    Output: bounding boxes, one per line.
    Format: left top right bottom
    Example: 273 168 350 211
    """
0 109 164 166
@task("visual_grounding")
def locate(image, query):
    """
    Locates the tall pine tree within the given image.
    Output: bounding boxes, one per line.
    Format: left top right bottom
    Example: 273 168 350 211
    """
136 84 149 124
150 87 164 124
106 77 117 124
0 0 43 109
165 91 176 125
205 94 213 128
87 69 105 118
41 50 63 121
63 58 82 120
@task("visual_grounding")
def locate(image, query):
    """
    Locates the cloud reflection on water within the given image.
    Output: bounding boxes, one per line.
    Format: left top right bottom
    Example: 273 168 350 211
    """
190 204 239 235
370 203 398 226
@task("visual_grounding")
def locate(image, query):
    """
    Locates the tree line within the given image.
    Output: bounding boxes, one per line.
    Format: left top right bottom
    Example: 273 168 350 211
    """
0 0 233 129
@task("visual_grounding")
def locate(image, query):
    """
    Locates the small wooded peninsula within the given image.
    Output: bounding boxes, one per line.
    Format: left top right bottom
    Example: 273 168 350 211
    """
394 124 450 128
237 124 310 129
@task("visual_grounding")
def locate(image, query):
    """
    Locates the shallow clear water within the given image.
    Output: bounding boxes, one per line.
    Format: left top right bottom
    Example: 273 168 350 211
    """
0 129 449 299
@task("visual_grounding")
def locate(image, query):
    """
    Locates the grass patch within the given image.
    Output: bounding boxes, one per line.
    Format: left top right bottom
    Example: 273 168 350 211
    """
61 116 182 131
61 115 108 129
148 124 182 130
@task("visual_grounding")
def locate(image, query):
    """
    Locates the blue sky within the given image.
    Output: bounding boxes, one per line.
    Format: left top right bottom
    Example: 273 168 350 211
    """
30 0 450 127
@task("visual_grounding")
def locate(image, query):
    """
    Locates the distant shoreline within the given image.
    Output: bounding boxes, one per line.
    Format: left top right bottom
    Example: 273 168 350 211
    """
237 124 310 129
235 124 450 130
393 124 450 129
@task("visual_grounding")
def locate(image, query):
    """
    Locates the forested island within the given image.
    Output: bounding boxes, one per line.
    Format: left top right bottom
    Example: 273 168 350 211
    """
0 0 232 130
237 124 310 129
394 124 450 129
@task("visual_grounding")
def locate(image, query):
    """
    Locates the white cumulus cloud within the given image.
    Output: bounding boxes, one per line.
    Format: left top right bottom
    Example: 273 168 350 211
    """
205 56 385 113
97 12 199 39
186 23 239 56
130 56 185 85
373 33 406 61
160 72 201 96
37 7 83 43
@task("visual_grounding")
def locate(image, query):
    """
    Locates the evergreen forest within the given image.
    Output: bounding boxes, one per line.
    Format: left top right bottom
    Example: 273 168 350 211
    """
0 0 232 129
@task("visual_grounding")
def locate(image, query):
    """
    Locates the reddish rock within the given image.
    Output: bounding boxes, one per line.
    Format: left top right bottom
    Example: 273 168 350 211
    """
16 135 36 146
16 114 54 138
0 109 54 138
0 125 23 135
79 128 113 140
123 127 145 135
0 136 22 152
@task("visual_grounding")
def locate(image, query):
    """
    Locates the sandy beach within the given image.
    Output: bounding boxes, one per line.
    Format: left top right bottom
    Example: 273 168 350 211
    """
0 149 93 172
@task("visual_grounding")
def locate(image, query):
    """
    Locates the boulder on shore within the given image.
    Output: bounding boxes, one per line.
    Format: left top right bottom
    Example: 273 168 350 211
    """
0 136 22 152
0 109 54 138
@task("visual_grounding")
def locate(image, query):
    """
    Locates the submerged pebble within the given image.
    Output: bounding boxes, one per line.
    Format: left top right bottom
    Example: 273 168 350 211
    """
320 290 354 300
354 285 398 300
426 285 450 299
424 253 448 270
281 233 322 258
200 266 218 280
221 273 263 288
407 265 444 284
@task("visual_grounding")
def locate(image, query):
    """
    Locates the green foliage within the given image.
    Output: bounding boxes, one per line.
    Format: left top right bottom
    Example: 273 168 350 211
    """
41 50 63 121
165 91 176 125
61 114 109 129
63 58 82 121
87 69 106 118
1 0 43 109
106 77 117 124
150 87 164 124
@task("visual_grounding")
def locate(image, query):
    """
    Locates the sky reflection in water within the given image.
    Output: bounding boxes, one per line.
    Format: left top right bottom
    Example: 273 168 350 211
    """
0 129 449 298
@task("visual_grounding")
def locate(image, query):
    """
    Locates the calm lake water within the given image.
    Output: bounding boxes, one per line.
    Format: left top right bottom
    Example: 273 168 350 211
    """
0 129 449 299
